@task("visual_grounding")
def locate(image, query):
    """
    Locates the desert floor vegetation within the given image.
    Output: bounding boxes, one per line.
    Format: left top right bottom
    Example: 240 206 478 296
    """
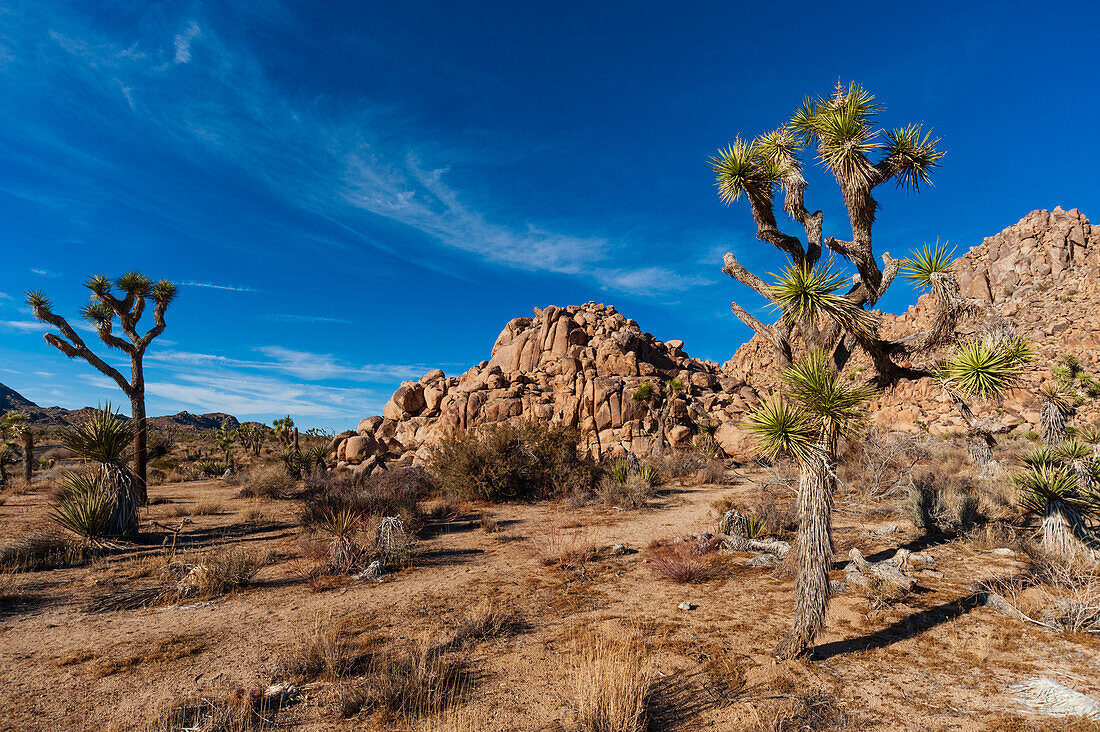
0 431 1098 731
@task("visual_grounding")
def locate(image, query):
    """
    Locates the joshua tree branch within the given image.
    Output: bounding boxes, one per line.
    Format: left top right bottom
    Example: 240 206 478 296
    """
748 193 806 263
722 252 772 299
729 302 792 365
42 329 133 397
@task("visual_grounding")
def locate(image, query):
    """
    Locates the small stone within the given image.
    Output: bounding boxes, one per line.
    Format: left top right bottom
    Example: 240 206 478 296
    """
829 580 848 595
748 553 780 567
677 601 695 611
610 543 627 556
873 523 899 536
263 683 301 709
992 547 1016 557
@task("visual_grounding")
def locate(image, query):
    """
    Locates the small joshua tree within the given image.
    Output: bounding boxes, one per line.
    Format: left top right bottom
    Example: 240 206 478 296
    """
715 83 1032 658
28 273 177 499
1038 383 1076 448
273 415 295 447
745 351 873 658
215 425 234 469
236 424 265 457
1014 447 1100 560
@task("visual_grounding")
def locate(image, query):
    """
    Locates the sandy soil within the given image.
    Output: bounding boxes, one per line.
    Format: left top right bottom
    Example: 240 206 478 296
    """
0 470 1097 731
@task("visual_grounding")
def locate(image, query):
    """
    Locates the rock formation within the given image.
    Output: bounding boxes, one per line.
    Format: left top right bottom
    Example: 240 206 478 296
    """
340 207 1099 468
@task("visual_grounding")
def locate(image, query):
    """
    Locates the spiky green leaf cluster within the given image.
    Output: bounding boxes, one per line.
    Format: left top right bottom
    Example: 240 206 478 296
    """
49 471 114 540
60 405 134 464
901 239 956 291
767 259 877 338
939 336 1034 399
1056 439 1092 462
1039 382 1078 413
80 302 114 330
882 124 945 191
782 350 876 449
1019 446 1059 471
743 396 819 466
1014 465 1095 518
25 290 51 313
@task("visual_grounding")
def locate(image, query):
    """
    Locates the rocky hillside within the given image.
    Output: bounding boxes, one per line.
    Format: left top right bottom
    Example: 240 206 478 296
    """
338 207 1097 469
0 383 240 432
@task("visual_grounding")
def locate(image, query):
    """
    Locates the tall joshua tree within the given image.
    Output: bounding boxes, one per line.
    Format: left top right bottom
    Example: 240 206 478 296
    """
27 273 177 499
715 83 1031 658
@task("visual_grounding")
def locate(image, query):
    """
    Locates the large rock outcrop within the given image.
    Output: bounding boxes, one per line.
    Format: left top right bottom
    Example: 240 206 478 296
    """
337 303 762 467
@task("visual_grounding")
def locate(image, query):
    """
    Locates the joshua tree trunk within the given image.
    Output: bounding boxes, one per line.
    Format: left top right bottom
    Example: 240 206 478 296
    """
1040 502 1099 560
130 392 148 504
103 462 140 538
775 454 834 660
21 431 33 486
1040 400 1068 448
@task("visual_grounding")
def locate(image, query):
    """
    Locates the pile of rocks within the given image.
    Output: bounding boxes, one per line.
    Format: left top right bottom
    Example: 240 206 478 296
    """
333 302 762 469
336 207 1099 469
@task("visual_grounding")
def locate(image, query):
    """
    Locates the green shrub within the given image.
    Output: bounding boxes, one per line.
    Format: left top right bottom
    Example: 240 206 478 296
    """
195 459 226 478
427 421 598 502
630 382 654 403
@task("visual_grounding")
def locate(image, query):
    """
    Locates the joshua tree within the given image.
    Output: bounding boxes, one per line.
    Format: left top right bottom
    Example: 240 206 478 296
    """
236 424 265 456
273 415 295 447
27 273 177 498
3 411 37 486
745 351 873 659
215 425 234 468
58 406 140 537
714 83 1031 658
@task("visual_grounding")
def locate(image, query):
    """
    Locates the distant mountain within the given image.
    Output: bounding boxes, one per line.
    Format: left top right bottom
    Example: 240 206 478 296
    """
0 382 240 432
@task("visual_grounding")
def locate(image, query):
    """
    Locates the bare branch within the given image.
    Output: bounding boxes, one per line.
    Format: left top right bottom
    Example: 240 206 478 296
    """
37 312 133 396
730 301 792 365
722 252 772 299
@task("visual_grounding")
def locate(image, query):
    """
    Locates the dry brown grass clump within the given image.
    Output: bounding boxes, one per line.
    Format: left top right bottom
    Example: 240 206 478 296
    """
281 618 361 681
0 567 26 607
335 639 468 723
571 632 652 732
530 524 599 570
148 692 276 732
236 462 296 500
0 532 75 571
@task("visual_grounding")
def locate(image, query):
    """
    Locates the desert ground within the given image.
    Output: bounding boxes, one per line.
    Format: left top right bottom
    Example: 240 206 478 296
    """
2 442 1097 732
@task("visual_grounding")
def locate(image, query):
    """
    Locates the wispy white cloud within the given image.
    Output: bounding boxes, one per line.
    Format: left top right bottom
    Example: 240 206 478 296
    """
266 314 353 325
180 281 260 293
30 267 63 278
146 346 427 383
19 8 704 297
594 267 714 296
0 292 11 302
0 320 48 332
173 20 200 64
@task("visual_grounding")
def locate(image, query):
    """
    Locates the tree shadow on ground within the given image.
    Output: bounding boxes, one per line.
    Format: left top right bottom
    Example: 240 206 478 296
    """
811 593 981 661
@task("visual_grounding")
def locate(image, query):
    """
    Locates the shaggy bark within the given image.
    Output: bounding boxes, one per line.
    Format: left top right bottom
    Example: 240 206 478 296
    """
1039 503 1100 560
1040 399 1071 448
775 456 835 660
102 461 140 538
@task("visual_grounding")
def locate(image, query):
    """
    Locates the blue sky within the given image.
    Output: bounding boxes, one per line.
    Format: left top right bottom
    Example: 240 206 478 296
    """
0 1 1097 430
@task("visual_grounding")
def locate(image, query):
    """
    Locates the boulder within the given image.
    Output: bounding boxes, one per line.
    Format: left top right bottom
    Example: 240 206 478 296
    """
344 435 381 463
383 381 426 420
715 421 755 462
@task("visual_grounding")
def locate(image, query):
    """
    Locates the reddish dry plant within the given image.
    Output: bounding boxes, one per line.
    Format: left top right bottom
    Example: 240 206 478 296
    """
647 545 718 584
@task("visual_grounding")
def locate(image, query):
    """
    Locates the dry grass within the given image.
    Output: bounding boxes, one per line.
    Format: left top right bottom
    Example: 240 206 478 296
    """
647 545 719 584
0 567 26 607
93 633 208 678
437 598 519 651
530 523 599 570
147 692 275 732
281 617 360 681
335 638 468 723
0 532 76 571
477 510 499 533
571 631 651 732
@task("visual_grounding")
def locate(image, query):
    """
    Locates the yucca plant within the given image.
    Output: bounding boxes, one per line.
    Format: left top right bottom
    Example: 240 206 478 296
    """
637 463 659 486
937 335 1035 471
316 508 362 573
301 442 329 478
608 459 631 485
1014 465 1099 559
49 471 114 542
58 406 139 537
1019 447 1059 471
743 515 767 540
0 444 14 488
744 350 872 659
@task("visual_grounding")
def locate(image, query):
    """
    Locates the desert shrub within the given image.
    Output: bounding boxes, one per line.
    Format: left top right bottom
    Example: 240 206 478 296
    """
718 492 798 540
237 462 296 499
597 473 654 509
147 433 173 459
149 457 179 472
427 421 598 502
477 510 498 533
299 467 431 530
840 428 927 497
905 468 984 535
647 545 718 583
571 633 651 732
